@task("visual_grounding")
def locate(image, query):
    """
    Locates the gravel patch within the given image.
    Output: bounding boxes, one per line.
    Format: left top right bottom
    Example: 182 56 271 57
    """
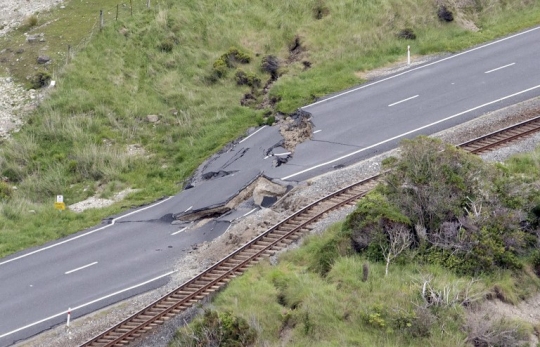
0 78 37 138
0 0 64 37
0 0 62 140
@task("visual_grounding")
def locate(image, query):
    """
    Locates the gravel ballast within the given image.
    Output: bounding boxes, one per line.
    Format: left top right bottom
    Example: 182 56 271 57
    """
14 95 540 347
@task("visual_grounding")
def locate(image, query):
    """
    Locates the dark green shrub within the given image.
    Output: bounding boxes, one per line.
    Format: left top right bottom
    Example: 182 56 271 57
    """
397 28 416 40
265 115 275 125
30 70 52 89
225 47 251 65
408 307 436 338
261 55 279 80
0 182 13 201
344 191 411 258
438 5 454 22
213 47 251 79
173 309 257 347
234 69 261 88
531 250 540 277
212 57 228 78
2 167 23 183
383 137 487 233
345 136 536 275
308 236 340 276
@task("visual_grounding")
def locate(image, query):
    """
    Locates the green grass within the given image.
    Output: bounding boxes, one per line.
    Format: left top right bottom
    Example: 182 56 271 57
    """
171 223 540 346
1 0 540 258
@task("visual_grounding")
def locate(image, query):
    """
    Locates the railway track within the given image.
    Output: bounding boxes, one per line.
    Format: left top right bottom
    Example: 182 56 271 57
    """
80 115 540 347
458 115 540 154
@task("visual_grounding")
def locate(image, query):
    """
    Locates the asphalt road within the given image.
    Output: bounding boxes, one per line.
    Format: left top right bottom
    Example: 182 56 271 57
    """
1 25 540 346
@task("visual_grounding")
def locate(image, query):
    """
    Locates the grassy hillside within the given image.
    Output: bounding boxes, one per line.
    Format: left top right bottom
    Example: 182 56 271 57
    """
171 225 540 346
1 0 540 257
171 138 540 347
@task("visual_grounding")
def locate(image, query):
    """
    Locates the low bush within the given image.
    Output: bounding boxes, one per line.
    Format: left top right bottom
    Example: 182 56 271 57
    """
30 70 52 89
173 309 257 347
234 69 261 88
437 6 454 22
0 182 13 201
531 250 540 277
467 316 531 347
261 55 279 80
213 47 251 79
397 28 416 40
346 137 539 275
24 15 39 28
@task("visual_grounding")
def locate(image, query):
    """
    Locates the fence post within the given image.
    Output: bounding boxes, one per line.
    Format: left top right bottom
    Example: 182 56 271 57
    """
147 0 150 8
66 44 71 65
99 10 104 31
130 0 133 16
116 4 119 20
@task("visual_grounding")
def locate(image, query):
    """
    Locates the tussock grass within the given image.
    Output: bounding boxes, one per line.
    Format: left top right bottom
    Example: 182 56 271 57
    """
504 146 540 180
180 222 540 346
0 0 540 257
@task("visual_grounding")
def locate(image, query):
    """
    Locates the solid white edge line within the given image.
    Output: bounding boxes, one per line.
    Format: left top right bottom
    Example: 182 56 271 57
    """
0 271 175 339
239 125 267 143
65 261 98 275
0 196 174 267
485 62 515 74
388 95 419 107
184 206 192 212
243 208 257 217
171 227 187 236
282 83 540 180
303 26 540 109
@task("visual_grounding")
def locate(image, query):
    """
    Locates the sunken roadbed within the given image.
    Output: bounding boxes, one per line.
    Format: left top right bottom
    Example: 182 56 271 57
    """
78 115 540 347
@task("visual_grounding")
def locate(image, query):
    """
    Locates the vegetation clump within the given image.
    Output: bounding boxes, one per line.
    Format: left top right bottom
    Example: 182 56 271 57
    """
345 136 540 275
234 69 261 88
312 0 330 20
213 47 251 78
24 15 39 28
30 70 52 89
261 55 279 80
173 309 257 347
438 5 454 22
397 28 417 40
0 182 13 201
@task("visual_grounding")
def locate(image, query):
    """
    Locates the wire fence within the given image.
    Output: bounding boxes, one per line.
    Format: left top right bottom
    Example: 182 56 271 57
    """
59 0 162 71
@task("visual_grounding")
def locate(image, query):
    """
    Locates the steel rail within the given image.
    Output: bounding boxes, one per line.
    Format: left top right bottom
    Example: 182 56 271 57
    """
80 114 540 347
458 115 540 153
80 175 380 346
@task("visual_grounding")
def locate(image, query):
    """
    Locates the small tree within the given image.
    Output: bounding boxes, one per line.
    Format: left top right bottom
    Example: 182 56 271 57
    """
381 224 412 276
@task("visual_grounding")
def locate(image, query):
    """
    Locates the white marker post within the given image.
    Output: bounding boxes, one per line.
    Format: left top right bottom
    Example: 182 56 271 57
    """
407 45 411 65
66 308 71 327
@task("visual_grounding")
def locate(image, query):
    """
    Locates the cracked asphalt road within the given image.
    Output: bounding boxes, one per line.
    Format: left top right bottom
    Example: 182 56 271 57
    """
2 25 540 346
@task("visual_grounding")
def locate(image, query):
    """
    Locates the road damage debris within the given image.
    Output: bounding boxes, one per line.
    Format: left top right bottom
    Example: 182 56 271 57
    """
280 109 313 152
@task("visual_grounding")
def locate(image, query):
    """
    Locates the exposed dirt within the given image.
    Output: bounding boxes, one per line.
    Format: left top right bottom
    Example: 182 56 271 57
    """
279 110 313 152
